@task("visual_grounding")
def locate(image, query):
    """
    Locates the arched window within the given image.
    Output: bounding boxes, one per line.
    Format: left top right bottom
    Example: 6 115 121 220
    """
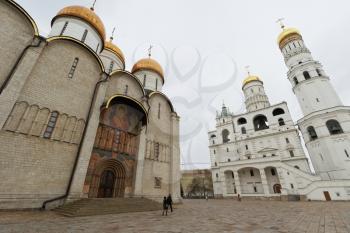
210 134 216 138
326 120 343 135
303 71 311 80
278 118 285 126
241 127 246 134
307 126 318 141
294 166 300 169
273 108 285 116
237 118 247 125
43 111 59 139
293 77 299 85
60 21 68 36
271 168 276 176
253 115 269 131
222 129 230 143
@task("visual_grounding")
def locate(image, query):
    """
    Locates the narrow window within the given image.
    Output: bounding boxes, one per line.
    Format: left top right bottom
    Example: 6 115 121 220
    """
285 138 290 144
81 29 88 42
154 142 160 160
96 43 100 53
213 140 215 145
316 98 320 102
108 61 114 74
226 148 229 152
294 166 300 169
216 173 219 178
253 186 257 193
156 79 158 90
213 149 216 154
250 169 254 176
289 150 295 157
263 155 266 158
228 159 231 162
241 127 246 134
307 126 318 141
293 77 299 85
68 58 79 79
43 111 59 139
303 71 311 80
124 85 128 95
319 154 324 161
271 168 276 176
245 145 248 150
290 184 294 189
158 103 161 119
60 21 68 36
345 150 349 158
272 154 276 157
214 162 217 166
143 74 146 87
316 69 322 76
247 156 251 159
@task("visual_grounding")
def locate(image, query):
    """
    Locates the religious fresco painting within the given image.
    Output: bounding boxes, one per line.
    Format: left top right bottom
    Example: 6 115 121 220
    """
83 103 146 198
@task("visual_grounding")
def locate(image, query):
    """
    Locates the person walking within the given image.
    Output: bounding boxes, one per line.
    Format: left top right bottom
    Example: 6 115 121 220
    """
162 196 168 216
167 194 173 212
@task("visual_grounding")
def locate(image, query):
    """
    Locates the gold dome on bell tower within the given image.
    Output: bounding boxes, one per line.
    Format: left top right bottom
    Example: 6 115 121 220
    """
276 19 302 49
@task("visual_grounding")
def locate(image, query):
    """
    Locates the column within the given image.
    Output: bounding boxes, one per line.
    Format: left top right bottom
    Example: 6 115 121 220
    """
68 77 108 199
260 169 270 195
233 171 241 195
133 126 147 197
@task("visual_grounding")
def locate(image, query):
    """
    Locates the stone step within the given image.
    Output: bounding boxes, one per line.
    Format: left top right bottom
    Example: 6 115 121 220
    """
54 198 162 217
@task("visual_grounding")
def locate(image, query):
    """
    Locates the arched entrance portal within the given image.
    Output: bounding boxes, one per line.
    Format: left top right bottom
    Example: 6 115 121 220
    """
89 159 126 198
273 184 282 194
98 170 115 198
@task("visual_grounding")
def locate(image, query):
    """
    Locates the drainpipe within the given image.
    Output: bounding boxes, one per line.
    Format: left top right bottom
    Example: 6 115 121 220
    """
0 36 44 94
42 73 109 209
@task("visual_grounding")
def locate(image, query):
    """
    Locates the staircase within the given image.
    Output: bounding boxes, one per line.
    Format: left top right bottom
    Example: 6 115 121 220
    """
54 198 162 217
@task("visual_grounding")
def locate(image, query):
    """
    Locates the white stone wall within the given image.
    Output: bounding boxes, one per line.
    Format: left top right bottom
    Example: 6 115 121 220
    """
133 70 163 92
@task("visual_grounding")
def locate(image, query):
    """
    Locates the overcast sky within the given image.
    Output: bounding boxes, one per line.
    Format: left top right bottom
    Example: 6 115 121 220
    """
17 0 350 170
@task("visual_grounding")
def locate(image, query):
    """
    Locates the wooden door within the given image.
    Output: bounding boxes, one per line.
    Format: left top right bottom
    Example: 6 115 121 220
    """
323 191 331 201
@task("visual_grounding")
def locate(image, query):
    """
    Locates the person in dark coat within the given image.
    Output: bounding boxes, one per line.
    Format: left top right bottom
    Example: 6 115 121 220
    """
167 194 173 212
162 196 168 216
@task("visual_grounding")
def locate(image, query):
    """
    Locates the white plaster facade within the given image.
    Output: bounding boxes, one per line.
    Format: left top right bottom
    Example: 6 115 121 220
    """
209 27 350 201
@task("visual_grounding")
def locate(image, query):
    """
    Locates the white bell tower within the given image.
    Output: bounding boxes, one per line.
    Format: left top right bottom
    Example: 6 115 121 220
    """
277 21 350 180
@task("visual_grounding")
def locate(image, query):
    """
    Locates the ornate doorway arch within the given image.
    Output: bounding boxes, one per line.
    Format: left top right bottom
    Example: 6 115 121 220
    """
273 184 282 194
89 159 126 198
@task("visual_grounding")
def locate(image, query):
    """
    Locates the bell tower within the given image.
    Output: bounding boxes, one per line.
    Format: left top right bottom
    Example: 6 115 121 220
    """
277 21 350 180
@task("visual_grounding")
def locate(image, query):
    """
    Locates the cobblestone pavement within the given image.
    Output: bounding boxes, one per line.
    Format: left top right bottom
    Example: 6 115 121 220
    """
1 199 350 233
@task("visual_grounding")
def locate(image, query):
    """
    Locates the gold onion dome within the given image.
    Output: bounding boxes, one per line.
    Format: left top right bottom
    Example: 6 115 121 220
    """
53 5 106 41
105 40 125 64
132 58 164 82
277 27 302 48
242 75 262 88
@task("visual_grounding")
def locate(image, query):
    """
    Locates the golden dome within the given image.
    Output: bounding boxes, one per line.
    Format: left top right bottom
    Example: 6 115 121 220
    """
105 41 125 64
242 75 262 88
277 27 301 47
54 5 106 41
132 58 164 82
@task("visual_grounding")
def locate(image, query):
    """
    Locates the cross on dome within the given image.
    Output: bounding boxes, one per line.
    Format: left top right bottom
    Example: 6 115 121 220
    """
91 0 97 11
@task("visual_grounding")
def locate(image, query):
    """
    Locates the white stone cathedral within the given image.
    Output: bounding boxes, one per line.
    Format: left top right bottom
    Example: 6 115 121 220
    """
208 25 350 201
